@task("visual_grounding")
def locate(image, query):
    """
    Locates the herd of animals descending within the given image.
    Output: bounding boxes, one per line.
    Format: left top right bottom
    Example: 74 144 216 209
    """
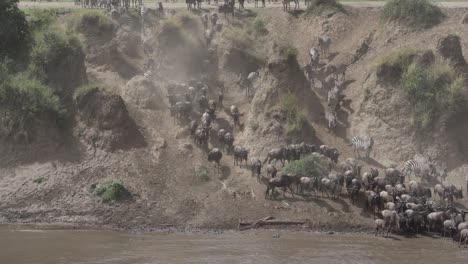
165 26 468 247
70 0 468 246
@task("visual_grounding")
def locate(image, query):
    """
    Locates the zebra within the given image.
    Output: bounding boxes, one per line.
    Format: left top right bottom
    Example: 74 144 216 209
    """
349 137 374 158
403 159 434 180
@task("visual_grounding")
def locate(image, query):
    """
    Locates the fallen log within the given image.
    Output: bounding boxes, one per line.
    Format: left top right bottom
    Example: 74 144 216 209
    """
238 216 274 231
239 220 308 226
238 217 308 230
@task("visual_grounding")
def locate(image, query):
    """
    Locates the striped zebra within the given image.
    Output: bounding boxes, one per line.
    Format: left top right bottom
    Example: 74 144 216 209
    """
403 158 434 180
349 137 374 158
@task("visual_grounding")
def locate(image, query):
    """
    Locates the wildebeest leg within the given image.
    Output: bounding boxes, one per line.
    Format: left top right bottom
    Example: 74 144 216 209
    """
288 185 295 198
265 186 270 198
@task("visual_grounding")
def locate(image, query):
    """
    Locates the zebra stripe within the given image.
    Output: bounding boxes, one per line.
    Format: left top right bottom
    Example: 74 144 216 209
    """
404 159 427 177
350 137 374 157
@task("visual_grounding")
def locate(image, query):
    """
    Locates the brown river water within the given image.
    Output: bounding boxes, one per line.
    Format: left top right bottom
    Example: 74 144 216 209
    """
1 226 467 264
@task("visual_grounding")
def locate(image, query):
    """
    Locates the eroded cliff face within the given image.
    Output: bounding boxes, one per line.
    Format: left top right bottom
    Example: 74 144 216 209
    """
1 6 468 230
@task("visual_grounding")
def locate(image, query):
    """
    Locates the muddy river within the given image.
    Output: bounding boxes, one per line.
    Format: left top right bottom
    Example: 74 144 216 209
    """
1 226 467 264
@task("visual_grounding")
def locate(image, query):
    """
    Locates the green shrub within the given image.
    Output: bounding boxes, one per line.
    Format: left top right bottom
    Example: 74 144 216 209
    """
381 0 444 29
94 180 128 203
29 25 83 83
278 94 310 136
401 59 464 129
0 0 31 61
251 19 268 38
281 154 330 178
26 8 59 32
33 176 46 184
373 48 421 82
194 166 210 183
0 63 64 133
70 9 113 32
305 0 346 16
277 43 299 69
375 48 464 129
74 83 100 101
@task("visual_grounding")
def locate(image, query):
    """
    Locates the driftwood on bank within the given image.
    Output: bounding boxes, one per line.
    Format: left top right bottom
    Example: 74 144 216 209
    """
238 216 308 231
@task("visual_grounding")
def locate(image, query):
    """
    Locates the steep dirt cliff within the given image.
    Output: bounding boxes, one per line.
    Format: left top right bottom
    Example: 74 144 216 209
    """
1 6 468 231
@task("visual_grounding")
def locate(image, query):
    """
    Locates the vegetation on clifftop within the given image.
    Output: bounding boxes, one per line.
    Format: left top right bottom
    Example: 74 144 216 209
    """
374 48 465 129
381 0 444 29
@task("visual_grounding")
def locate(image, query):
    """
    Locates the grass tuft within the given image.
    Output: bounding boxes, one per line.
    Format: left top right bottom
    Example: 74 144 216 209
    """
74 83 100 101
93 180 129 203
381 0 444 29
305 0 346 16
194 166 210 183
278 94 310 136
249 19 269 38
70 9 114 32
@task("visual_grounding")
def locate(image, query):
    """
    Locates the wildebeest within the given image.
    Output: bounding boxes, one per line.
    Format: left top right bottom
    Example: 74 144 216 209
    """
299 176 318 196
459 229 468 247
321 177 339 198
282 0 299 10
223 133 234 152
321 76 336 91
385 167 403 185
211 12 218 26
265 174 297 198
319 145 339 163
331 63 347 82
318 36 332 57
205 29 214 45
233 146 249 167
230 105 241 128
218 0 234 17
201 13 208 29
217 129 226 143
251 158 262 179
264 147 286 166
348 179 361 204
189 121 198 136
309 47 320 69
366 191 383 214
254 0 265 7
266 164 277 178
381 209 399 236
194 128 208 146
208 148 223 169
187 0 196 9
427 211 450 232
375 218 386 236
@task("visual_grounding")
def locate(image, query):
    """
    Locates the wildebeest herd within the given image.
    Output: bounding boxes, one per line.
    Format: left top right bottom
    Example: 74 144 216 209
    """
160 14 467 246
257 141 467 246
166 75 467 245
